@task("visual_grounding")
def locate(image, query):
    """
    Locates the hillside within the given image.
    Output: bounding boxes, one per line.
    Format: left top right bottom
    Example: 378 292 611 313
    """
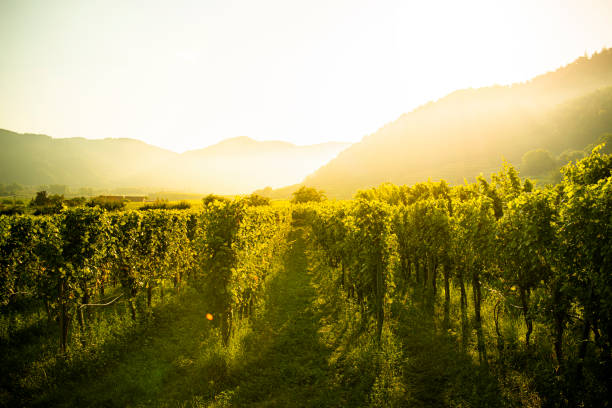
0 131 349 194
0 130 176 188
296 49 612 198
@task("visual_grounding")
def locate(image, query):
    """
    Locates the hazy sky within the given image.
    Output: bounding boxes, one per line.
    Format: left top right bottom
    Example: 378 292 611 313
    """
1 0 611 152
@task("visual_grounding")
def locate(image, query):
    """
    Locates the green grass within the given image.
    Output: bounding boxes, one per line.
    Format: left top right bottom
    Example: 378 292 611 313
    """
205 230 343 407
2 229 343 406
0 226 581 407
307 247 512 407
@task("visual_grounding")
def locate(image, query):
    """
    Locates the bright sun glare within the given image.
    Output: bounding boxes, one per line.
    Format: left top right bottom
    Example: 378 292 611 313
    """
0 0 611 152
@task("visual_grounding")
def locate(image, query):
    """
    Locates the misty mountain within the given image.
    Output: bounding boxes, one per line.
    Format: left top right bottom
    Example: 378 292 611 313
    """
0 131 349 194
293 49 612 197
0 131 176 188
4 49 612 198
122 137 350 194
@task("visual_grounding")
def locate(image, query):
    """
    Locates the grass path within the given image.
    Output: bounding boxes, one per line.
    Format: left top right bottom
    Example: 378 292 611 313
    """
7 226 510 407
212 229 343 407
34 228 344 407
17 226 510 407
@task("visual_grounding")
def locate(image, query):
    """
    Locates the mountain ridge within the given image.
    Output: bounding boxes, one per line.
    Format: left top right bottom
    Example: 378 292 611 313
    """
0 129 350 193
3 48 612 197
291 48 612 198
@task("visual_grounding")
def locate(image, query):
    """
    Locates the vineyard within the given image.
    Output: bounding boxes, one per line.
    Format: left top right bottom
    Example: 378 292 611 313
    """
1 145 611 407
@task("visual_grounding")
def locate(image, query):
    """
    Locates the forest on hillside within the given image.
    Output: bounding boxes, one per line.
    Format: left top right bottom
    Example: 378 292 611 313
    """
288 49 612 198
1 144 610 407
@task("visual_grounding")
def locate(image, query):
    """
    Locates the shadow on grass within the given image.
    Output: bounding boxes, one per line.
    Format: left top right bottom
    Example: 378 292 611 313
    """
391 303 506 408
3 228 506 408
203 230 344 407
25 228 341 407
300 244 506 407
1 285 221 408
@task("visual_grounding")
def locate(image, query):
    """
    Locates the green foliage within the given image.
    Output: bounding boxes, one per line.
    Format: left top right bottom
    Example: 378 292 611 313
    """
558 144 612 387
86 196 126 211
291 186 326 203
195 200 290 344
355 183 408 205
141 199 191 210
63 196 87 207
202 194 230 205
521 149 557 175
303 146 612 406
241 193 270 206
562 143 612 185
0 203 25 215
171 200 192 210
558 149 586 164
592 132 612 154
2 149 612 406
30 191 64 215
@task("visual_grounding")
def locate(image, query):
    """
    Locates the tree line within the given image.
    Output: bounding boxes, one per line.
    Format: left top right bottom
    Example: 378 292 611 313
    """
298 144 611 405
